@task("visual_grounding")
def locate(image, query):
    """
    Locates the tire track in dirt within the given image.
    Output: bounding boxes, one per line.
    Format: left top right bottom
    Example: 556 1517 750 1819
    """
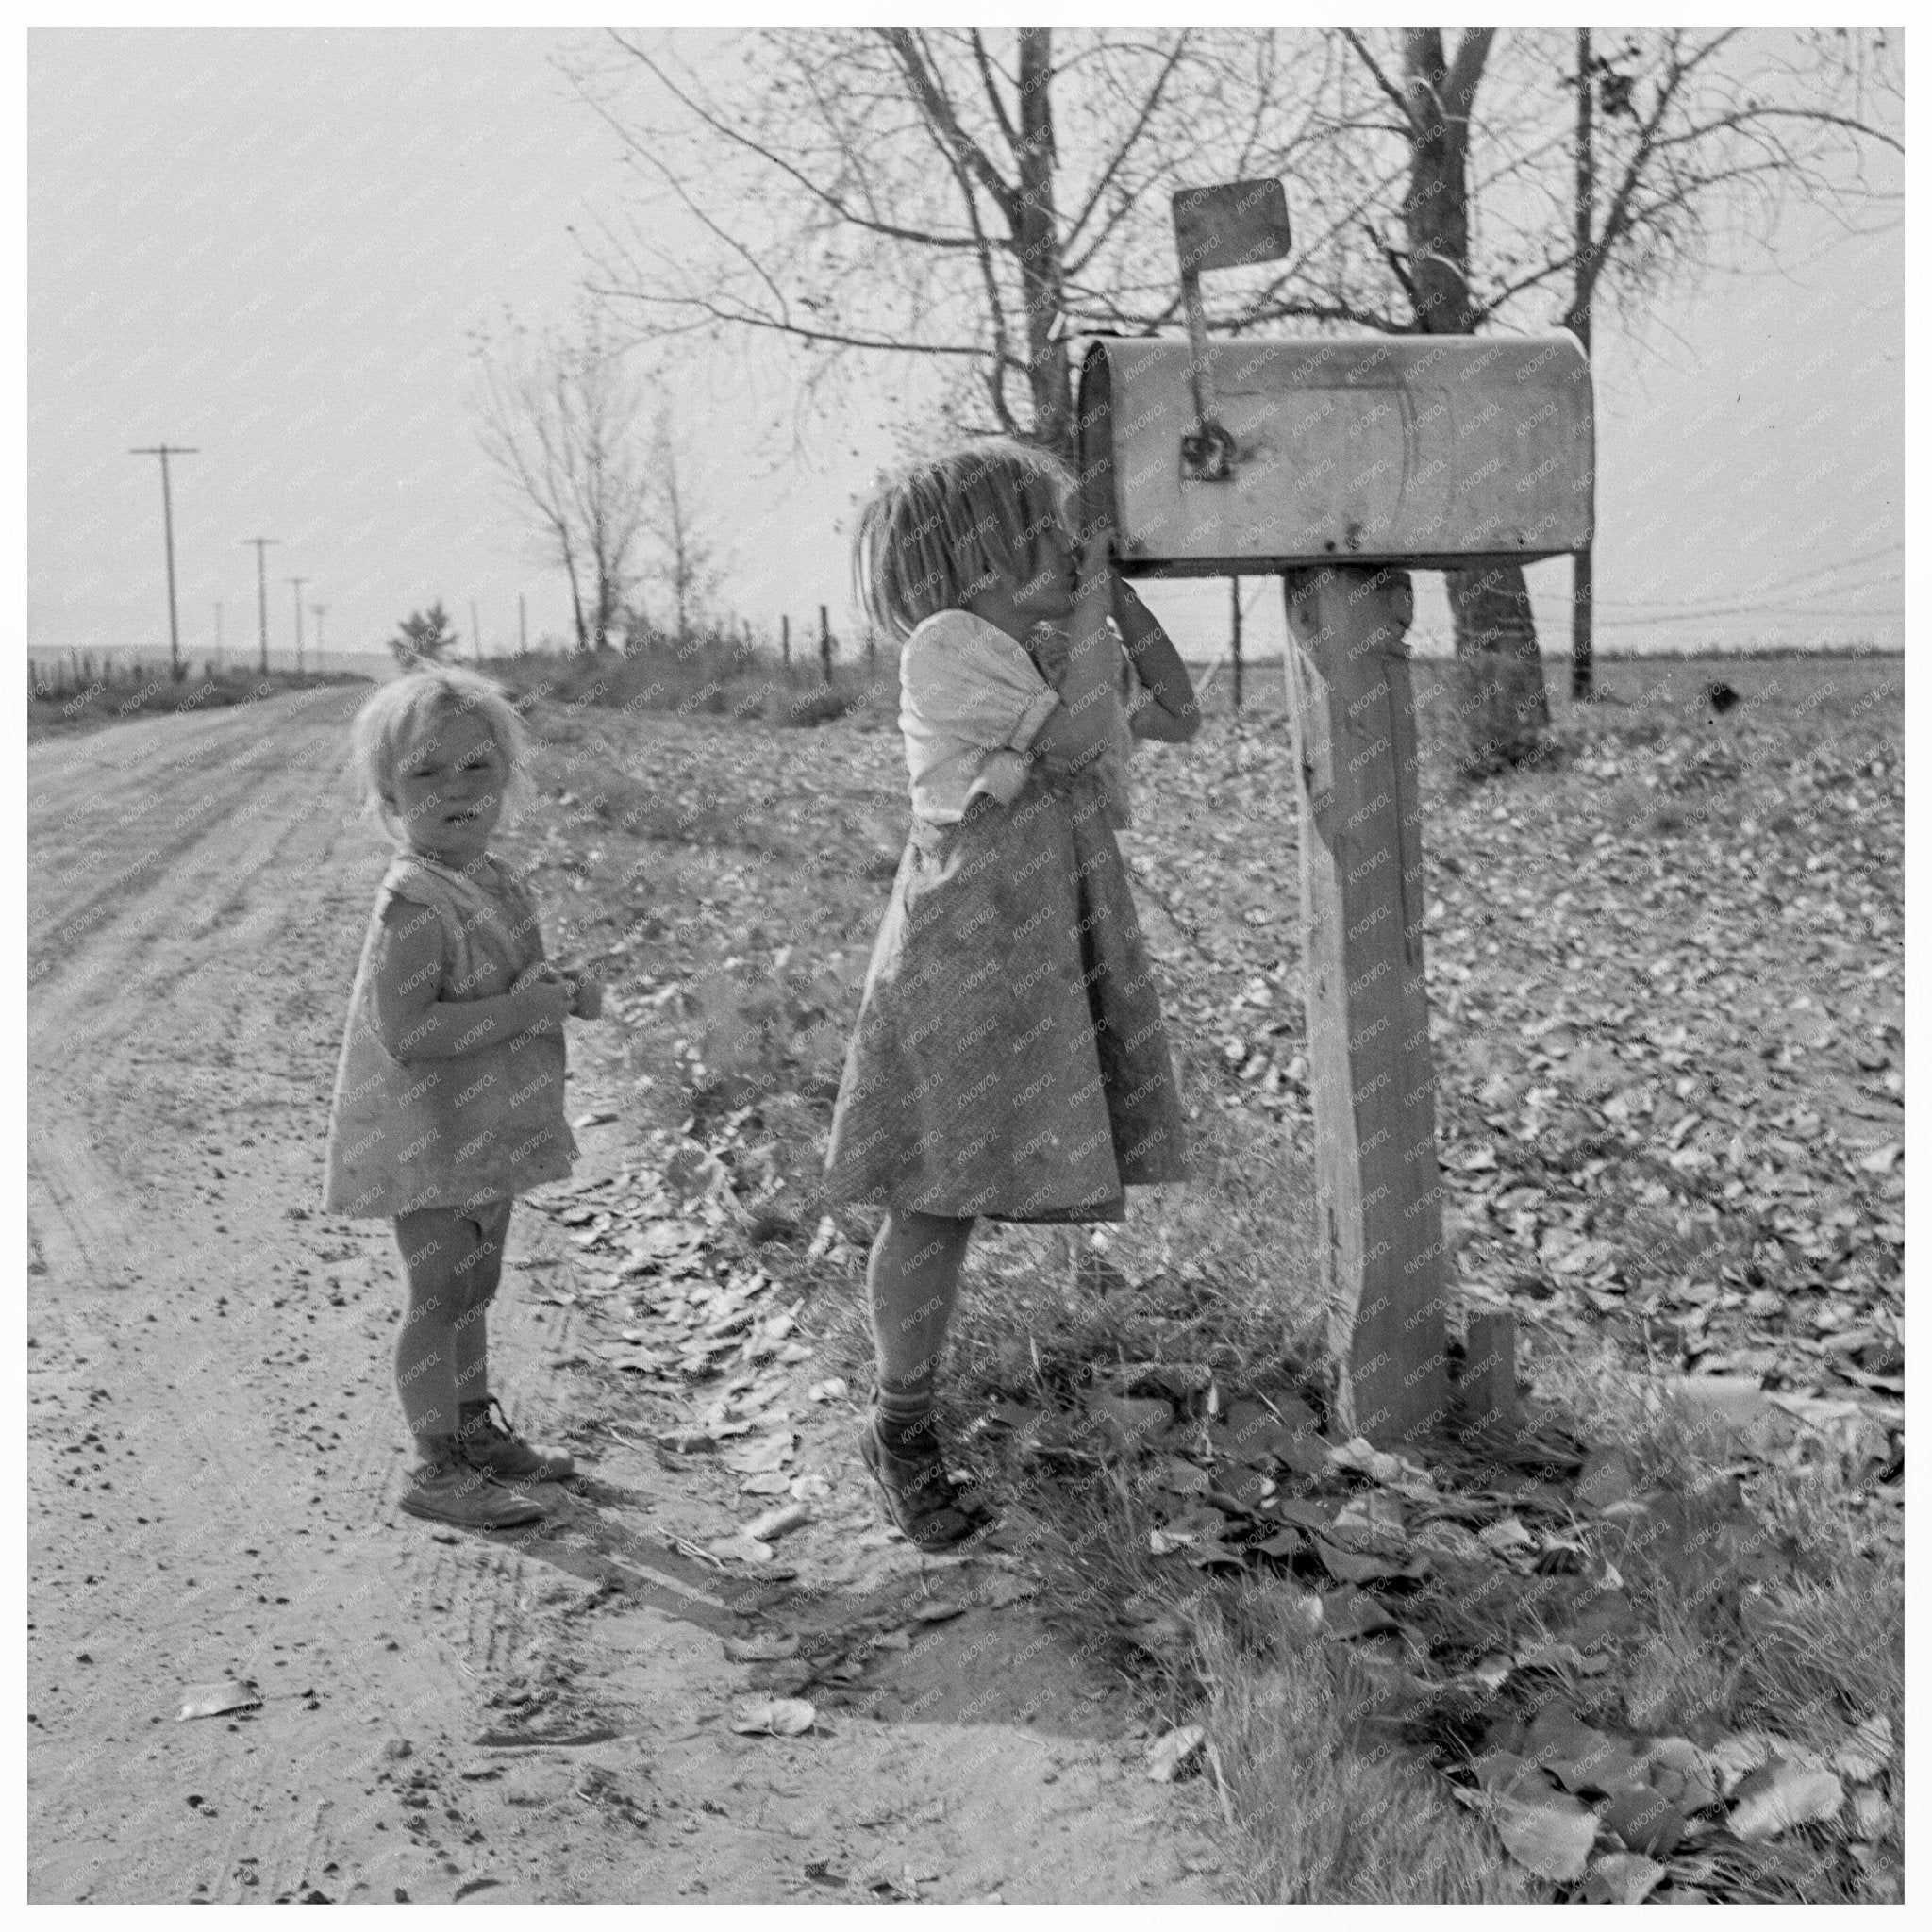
29 692 1231 1905
28 692 540 1902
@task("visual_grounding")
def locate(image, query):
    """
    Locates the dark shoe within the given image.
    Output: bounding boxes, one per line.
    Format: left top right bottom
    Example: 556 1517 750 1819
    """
858 1407 989 1551
457 1395 576 1483
400 1457 544 1530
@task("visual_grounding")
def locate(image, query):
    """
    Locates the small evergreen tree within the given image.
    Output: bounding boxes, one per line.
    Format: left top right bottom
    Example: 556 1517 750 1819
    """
389 602 459 667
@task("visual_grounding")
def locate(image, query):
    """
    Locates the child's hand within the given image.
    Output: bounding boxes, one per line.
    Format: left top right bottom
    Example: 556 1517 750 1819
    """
1075 530 1116 598
510 964 572 1028
565 971 603 1021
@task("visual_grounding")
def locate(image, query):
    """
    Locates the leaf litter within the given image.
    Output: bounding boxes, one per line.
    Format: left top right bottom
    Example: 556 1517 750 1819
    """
507 663 1900 1901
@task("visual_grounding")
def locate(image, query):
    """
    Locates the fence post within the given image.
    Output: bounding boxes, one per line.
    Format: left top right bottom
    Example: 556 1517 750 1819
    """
1231 575 1244 712
820 605 833 686
781 615 791 678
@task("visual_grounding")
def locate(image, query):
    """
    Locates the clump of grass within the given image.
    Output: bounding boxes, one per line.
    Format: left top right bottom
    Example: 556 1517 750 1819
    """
27 657 362 737
1195 1607 1550 1902
1524 1332 1902 1901
491 636 892 730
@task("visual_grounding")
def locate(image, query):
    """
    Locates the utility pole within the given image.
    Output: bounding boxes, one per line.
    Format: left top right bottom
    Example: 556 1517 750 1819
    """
819 605 833 686
242 538 280 674
311 603 327 674
781 614 791 676
1230 576 1244 713
1572 26 1596 704
288 576 308 674
130 443 197 681
471 598 483 664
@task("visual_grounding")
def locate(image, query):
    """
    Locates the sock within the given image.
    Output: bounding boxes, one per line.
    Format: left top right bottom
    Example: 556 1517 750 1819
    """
412 1433 457 1469
874 1379 937 1457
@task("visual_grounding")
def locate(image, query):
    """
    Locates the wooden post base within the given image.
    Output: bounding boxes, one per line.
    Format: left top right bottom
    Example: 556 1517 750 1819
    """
1459 1309 1519 1433
1282 566 1451 1449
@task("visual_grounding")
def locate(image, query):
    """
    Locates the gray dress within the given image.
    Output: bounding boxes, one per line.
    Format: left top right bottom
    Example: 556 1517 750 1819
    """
823 766 1187 1224
322 853 577 1218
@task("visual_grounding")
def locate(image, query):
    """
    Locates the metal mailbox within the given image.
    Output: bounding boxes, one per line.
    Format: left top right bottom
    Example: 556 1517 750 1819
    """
1078 332 1594 575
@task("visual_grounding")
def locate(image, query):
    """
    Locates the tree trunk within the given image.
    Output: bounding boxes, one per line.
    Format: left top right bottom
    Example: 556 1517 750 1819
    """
1446 564 1551 777
563 552 589 654
1015 28 1074 458
1570 26 1596 704
1400 27 1550 777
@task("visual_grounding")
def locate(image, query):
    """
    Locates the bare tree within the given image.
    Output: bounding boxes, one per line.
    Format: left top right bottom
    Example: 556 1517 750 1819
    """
642 406 724 649
1312 26 1900 763
566 27 1897 760
473 306 655 652
566 27 1327 458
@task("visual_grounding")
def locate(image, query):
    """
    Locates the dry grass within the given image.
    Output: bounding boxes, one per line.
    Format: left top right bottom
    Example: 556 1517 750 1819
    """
489 649 1901 1904
26 656 365 738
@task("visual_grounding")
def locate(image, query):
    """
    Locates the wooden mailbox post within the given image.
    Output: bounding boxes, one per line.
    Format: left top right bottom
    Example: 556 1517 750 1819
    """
1078 184 1594 1446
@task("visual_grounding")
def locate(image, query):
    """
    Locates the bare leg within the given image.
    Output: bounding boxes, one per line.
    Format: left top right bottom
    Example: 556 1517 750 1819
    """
393 1206 491 1461
451 1200 512 1408
867 1208 974 1395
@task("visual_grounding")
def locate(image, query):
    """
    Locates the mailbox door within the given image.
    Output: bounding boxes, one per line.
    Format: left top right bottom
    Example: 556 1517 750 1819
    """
1079 335 1593 572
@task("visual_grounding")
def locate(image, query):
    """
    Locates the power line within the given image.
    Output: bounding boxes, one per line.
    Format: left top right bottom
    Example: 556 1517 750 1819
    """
130 443 198 680
1597 541 1905 610
1594 603 1903 629
1591 580 1902 625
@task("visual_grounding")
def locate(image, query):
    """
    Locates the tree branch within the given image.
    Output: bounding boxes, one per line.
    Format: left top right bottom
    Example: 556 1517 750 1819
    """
881 27 1020 227
1341 28 1414 125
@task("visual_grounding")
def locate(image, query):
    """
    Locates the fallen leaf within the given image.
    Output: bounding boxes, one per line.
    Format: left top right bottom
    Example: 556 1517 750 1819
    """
741 1501 811 1542
721 1431 797 1475
1832 1713 1893 1784
178 1678 261 1722
911 1599 965 1624
723 1632 801 1663
1600 1785 1686 1857
1318 1586 1400 1640
1146 1724 1207 1783
1485 1767 1601 1881
1727 1758 1844 1841
1151 1456 1212 1497
1582 1852 1665 1904
1851 1787 1892 1840
728 1697 816 1737
1477 1515 1534 1557
1084 1392 1171 1456
1707 1730 1773 1792
806 1377 849 1404
708 1534 777 1566
1525 1707 1645 1795
1642 1736 1722 1814
975 1570 1041 1609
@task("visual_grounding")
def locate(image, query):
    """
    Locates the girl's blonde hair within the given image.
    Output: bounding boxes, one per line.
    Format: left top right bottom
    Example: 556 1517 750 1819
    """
854 440 1077 642
350 664 534 828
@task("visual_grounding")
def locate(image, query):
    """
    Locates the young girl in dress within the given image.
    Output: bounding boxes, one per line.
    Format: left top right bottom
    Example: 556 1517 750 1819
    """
325 665 602 1531
824 441 1200 1549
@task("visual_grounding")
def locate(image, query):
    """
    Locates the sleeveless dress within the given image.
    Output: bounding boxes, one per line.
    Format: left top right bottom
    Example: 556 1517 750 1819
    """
823 614 1187 1224
322 852 577 1218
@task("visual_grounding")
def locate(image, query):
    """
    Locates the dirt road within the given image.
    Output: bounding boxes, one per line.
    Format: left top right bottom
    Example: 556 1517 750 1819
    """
27 691 1224 1905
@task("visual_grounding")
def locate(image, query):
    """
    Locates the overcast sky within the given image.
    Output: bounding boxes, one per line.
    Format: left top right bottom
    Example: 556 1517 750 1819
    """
28 27 1903 669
